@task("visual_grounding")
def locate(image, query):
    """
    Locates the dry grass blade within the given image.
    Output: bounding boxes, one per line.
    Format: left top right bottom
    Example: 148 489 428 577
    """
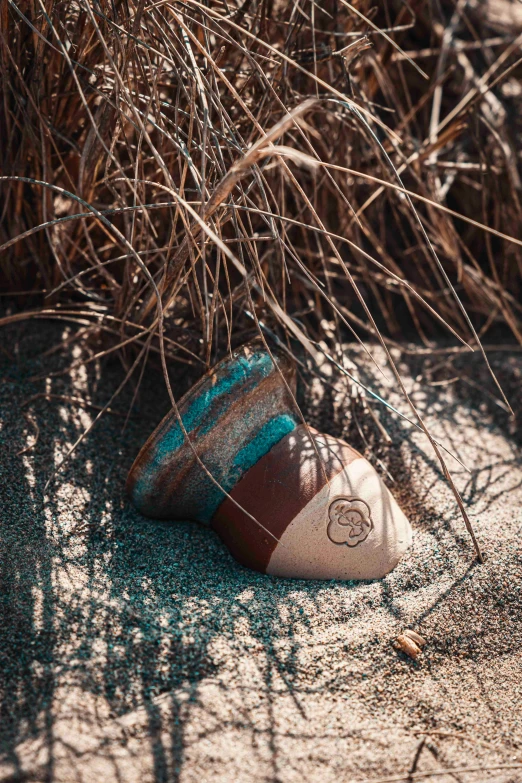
357 762 522 783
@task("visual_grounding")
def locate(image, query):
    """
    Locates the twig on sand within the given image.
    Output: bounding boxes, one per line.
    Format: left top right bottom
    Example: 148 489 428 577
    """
413 730 505 752
356 762 522 783
22 393 126 417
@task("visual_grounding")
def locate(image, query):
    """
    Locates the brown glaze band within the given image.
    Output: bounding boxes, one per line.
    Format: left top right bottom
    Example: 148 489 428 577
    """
211 425 362 573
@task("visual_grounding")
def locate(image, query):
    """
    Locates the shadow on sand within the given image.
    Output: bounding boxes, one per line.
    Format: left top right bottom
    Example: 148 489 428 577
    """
1 322 521 782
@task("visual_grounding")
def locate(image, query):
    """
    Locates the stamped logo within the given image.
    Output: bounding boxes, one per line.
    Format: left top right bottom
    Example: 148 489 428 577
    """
327 497 373 547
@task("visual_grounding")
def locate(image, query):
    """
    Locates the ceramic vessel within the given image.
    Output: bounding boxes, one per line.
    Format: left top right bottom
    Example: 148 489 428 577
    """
127 341 412 580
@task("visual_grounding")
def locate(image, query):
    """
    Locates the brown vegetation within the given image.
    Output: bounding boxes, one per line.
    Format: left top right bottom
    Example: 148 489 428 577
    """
2 0 521 355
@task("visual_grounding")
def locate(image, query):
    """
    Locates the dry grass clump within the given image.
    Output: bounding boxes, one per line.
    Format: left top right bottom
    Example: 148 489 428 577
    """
1 0 522 553
2 0 522 355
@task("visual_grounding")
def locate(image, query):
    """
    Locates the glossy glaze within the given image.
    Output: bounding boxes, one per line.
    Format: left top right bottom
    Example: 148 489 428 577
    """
127 342 297 522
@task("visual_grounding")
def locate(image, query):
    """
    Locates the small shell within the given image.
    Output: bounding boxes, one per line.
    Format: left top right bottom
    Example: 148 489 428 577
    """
395 633 422 659
403 629 426 648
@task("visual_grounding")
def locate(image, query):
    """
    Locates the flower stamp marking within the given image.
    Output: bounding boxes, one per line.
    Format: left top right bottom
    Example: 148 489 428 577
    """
327 497 373 547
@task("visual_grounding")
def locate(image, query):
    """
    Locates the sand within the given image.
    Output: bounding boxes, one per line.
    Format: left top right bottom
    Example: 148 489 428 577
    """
1 320 521 783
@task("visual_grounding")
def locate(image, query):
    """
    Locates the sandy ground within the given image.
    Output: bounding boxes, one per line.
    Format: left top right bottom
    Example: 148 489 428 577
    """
0 320 521 783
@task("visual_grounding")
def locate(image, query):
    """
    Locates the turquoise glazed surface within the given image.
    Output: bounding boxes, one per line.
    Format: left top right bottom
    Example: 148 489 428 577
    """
127 342 297 523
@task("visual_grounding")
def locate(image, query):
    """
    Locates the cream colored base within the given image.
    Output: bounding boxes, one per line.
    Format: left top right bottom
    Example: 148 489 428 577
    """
266 457 412 580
